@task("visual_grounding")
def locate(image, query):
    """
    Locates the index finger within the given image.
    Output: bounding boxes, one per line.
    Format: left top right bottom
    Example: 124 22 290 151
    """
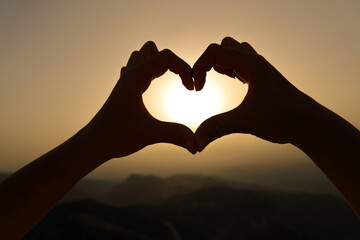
138 49 194 91
193 43 256 91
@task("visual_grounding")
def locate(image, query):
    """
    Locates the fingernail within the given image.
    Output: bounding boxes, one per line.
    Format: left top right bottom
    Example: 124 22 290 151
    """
195 85 203 92
189 80 195 91
189 83 195 91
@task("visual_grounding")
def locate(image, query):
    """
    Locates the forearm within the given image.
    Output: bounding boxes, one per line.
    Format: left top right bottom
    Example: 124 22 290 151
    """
291 98 360 216
0 127 106 239
0 41 197 239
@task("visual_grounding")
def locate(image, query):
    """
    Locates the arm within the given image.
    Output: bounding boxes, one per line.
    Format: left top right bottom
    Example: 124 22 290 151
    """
193 36 360 216
0 41 197 239
290 96 360 214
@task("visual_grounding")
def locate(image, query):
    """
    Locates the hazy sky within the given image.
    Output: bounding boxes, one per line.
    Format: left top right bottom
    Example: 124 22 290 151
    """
0 1 359 189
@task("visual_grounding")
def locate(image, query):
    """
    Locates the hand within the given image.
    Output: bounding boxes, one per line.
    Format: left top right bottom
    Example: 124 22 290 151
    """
193 37 318 151
0 42 199 239
84 41 197 160
193 37 360 216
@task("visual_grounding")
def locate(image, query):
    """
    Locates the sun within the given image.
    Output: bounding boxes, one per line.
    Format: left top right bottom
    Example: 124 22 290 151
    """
162 78 223 129
143 71 244 131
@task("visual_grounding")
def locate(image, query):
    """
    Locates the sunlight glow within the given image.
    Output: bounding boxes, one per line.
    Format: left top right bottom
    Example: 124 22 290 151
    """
163 79 223 129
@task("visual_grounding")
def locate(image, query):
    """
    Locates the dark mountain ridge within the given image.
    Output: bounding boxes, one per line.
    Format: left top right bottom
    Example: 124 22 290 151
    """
25 186 360 240
102 174 233 206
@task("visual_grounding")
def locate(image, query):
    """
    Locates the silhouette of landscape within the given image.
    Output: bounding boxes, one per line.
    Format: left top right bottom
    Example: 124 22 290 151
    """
8 173 358 239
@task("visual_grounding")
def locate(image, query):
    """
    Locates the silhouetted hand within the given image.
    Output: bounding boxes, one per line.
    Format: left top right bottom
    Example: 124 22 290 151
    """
194 37 318 150
194 37 360 216
0 41 199 239
85 41 197 159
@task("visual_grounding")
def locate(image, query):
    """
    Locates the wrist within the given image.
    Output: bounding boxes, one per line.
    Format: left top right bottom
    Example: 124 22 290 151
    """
51 126 109 182
71 125 110 165
288 96 360 158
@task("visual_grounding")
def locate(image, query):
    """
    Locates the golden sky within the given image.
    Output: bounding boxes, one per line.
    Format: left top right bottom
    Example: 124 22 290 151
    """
0 0 359 183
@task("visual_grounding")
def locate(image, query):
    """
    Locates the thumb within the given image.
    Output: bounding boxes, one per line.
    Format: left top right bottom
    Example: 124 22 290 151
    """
154 121 197 154
195 109 241 152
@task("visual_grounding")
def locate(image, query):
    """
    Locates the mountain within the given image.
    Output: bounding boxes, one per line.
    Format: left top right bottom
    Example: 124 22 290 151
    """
25 187 360 240
0 172 274 206
25 199 172 240
3 172 360 239
164 187 359 239
62 178 117 202
101 174 232 206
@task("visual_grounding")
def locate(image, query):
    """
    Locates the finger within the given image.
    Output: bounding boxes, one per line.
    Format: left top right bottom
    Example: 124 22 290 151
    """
195 109 243 152
221 36 243 49
134 41 158 65
221 37 257 54
139 48 194 91
142 41 158 58
193 43 256 91
120 66 127 76
127 51 138 68
214 65 246 83
154 121 197 154
241 42 257 54
149 41 159 55
213 65 236 78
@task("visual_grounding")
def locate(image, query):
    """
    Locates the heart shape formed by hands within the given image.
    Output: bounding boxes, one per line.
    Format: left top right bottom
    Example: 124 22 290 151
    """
96 36 307 159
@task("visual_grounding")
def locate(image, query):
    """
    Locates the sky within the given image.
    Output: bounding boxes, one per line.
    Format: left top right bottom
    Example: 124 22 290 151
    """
0 0 359 192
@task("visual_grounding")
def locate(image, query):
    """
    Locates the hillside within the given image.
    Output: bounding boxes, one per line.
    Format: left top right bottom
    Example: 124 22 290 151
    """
25 180 360 239
101 174 231 206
